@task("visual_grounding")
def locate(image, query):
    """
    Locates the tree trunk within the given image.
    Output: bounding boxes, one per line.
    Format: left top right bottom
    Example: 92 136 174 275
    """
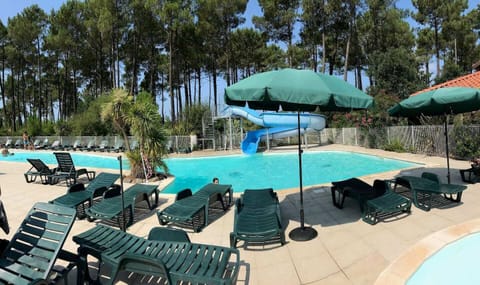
168 30 175 122
0 44 6 127
356 66 362 90
322 32 326 73
197 68 202 104
344 35 350 81
434 17 441 78
212 59 218 116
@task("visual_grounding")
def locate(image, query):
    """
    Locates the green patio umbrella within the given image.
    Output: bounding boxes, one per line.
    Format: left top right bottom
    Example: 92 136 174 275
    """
225 68 373 241
388 87 480 183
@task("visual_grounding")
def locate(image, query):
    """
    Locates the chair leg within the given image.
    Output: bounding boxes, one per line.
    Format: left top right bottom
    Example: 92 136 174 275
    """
230 233 237 248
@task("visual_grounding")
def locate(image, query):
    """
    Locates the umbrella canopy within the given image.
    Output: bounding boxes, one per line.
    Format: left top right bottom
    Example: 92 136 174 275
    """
225 68 373 241
388 87 480 117
225 68 373 111
388 87 480 184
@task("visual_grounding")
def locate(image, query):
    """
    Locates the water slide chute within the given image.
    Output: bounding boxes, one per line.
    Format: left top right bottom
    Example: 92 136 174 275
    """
222 106 326 154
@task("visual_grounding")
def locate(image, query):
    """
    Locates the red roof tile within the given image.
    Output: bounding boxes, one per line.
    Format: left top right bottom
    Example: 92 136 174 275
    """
411 71 480 96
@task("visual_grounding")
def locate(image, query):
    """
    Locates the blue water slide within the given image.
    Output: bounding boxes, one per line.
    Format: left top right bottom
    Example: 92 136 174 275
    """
241 127 296 154
222 106 326 154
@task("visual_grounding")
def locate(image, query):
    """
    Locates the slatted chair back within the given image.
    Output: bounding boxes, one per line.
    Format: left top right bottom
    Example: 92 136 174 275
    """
27 158 55 175
54 152 77 173
0 203 76 284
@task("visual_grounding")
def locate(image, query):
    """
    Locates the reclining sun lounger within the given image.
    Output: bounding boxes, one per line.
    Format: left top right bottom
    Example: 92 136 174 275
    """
230 188 285 248
24 158 58 184
73 224 240 285
85 183 159 230
331 177 381 210
52 152 96 185
460 164 480 183
50 172 120 218
0 202 78 285
361 180 412 225
394 172 468 211
157 183 233 232
331 178 412 224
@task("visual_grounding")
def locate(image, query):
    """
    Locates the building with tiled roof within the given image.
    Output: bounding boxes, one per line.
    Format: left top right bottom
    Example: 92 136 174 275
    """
411 71 480 96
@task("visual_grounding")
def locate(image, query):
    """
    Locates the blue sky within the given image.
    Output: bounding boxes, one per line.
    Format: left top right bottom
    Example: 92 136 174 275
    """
0 0 478 116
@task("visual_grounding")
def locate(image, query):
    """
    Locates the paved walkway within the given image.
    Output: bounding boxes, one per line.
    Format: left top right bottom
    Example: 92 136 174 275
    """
1 144 479 284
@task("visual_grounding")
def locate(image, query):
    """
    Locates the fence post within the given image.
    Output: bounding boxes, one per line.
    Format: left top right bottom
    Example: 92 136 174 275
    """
229 117 233 151
342 128 345 145
354 128 358 145
411 125 415 150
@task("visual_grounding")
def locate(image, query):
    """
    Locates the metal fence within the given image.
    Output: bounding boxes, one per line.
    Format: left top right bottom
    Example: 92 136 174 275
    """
3 124 480 159
213 124 480 159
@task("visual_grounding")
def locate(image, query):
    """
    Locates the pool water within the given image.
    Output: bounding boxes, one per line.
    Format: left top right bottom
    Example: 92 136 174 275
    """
162 151 419 193
407 233 480 284
1 150 419 194
0 151 127 170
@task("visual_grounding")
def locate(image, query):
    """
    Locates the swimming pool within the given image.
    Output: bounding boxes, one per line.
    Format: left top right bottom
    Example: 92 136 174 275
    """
407 232 480 284
2 151 419 193
0 151 127 170
162 151 419 193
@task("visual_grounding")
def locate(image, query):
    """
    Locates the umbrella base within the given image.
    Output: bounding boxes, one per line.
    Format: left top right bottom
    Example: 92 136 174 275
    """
289 226 317 241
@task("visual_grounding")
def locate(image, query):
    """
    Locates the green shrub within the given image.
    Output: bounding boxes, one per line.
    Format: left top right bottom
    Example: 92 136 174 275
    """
383 139 406 152
452 125 480 159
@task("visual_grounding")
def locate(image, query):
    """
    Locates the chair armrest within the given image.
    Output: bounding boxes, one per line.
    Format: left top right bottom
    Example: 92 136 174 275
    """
103 185 121 199
67 183 85 193
92 186 108 199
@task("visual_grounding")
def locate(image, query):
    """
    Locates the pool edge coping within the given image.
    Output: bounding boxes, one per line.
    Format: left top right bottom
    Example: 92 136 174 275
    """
374 217 480 284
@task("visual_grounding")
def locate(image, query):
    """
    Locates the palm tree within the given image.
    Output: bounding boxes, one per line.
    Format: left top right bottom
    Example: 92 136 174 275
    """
100 89 133 151
102 89 168 178
126 92 168 178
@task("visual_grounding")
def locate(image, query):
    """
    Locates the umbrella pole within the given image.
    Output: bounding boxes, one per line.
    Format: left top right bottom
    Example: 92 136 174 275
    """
289 112 318 241
118 156 127 231
444 115 451 184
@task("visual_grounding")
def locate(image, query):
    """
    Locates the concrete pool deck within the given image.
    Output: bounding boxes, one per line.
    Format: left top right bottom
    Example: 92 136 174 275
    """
1 144 480 284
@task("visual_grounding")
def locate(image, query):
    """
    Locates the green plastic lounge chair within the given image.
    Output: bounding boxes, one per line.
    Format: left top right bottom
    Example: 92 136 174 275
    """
73 224 240 285
4 139 12 148
32 139 41 148
394 172 468 211
24 158 58 184
85 183 159 230
79 139 95 151
14 139 22 149
69 139 82 151
109 140 124 153
129 139 138 150
148 227 191 243
157 183 233 232
460 164 480 183
50 172 120 218
230 188 285 248
106 253 172 285
0 202 78 285
331 178 381 210
47 140 61 150
96 140 110 152
331 178 412 224
362 180 412 225
52 152 96 186
34 138 49 150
